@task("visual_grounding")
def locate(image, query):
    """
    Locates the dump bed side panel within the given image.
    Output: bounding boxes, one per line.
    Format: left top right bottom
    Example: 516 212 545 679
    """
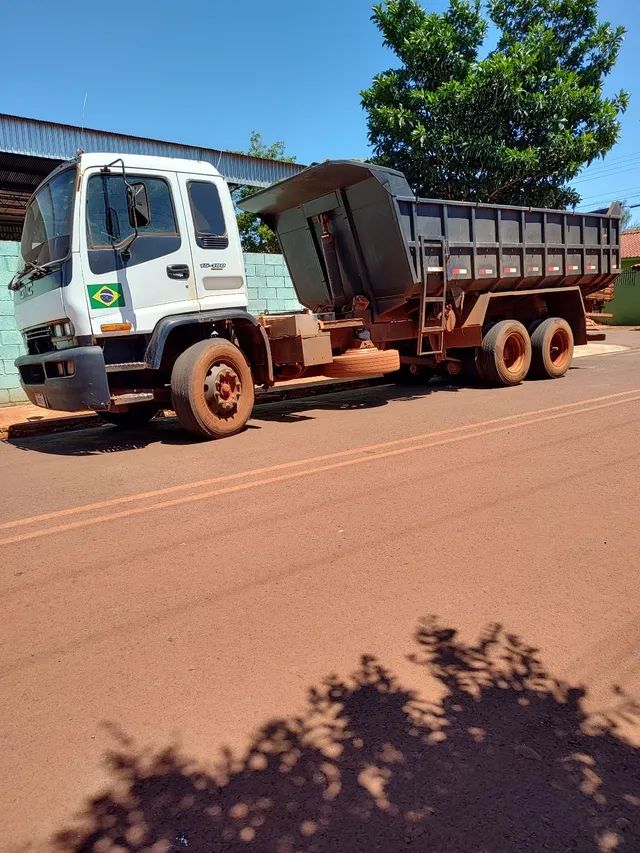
241 160 621 320
398 198 621 299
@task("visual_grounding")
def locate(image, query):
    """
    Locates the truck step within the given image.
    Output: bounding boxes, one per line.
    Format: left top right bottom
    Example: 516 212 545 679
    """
105 362 148 373
110 391 155 406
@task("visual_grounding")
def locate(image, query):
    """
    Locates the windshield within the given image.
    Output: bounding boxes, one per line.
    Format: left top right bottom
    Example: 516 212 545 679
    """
21 167 76 266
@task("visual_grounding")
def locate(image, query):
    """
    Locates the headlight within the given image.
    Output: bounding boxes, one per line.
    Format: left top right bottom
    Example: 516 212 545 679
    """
51 319 77 350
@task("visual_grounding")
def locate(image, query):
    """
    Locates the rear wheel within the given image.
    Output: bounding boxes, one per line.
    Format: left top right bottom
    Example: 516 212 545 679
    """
98 403 159 428
530 317 574 379
171 338 255 438
480 320 531 386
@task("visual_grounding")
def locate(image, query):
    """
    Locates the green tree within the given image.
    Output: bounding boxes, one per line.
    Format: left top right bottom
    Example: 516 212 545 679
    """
234 132 296 253
362 0 628 207
618 200 640 230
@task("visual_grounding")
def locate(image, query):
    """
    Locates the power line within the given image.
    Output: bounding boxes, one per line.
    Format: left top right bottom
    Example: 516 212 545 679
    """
579 149 640 169
573 158 640 184
577 183 640 204
576 192 640 211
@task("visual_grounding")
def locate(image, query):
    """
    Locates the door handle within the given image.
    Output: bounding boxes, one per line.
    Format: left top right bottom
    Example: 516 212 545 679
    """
167 264 190 280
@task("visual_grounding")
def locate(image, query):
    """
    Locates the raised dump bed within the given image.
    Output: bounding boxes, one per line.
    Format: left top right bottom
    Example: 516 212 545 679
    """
241 160 622 323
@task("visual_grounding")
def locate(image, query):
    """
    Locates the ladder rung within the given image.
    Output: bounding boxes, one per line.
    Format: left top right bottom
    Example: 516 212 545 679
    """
423 296 445 302
422 326 444 334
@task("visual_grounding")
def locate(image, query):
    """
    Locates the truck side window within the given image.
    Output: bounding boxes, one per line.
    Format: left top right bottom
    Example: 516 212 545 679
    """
86 174 181 273
187 181 229 249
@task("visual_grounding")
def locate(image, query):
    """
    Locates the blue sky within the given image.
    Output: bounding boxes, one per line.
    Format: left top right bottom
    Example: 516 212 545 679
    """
1 0 637 213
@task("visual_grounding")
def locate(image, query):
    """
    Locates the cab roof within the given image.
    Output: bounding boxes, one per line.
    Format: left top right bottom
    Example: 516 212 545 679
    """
40 152 222 179
78 152 222 176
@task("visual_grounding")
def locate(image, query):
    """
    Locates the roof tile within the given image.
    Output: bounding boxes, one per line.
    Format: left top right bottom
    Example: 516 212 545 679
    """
621 229 640 259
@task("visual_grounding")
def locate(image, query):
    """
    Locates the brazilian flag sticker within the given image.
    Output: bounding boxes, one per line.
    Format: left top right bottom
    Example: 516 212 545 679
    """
88 283 125 310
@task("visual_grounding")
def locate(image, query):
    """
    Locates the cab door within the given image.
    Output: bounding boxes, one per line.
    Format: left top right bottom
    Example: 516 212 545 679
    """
176 174 247 312
81 169 198 335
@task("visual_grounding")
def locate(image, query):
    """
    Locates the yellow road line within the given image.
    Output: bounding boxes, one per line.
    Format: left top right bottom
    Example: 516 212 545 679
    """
1 392 638 548
1 388 638 533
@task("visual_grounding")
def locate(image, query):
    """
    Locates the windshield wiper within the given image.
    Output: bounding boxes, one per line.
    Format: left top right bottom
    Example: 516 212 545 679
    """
8 260 52 292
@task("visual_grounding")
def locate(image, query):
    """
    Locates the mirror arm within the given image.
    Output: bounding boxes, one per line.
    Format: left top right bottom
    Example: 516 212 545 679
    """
100 157 144 257
101 158 141 256
115 229 138 257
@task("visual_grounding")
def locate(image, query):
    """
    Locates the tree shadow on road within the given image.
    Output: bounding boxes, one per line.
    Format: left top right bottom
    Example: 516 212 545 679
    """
55 618 640 852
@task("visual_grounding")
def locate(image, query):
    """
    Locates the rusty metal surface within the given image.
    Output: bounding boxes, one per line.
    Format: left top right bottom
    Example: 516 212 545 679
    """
268 334 332 367
259 313 322 340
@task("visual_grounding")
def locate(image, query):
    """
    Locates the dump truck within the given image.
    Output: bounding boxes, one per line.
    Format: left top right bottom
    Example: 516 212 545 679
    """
10 154 621 438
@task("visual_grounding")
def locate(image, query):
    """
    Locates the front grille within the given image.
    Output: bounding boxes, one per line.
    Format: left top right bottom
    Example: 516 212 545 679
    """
25 324 54 355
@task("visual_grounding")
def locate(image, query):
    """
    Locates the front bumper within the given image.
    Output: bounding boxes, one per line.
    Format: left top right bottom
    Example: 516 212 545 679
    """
15 346 111 412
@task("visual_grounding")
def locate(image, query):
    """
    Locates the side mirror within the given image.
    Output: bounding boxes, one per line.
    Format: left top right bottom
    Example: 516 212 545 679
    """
126 182 151 228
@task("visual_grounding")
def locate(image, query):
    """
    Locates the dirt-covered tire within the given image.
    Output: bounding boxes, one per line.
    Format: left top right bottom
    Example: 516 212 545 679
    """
170 338 255 438
322 347 400 379
480 320 531 386
98 404 159 428
530 317 574 379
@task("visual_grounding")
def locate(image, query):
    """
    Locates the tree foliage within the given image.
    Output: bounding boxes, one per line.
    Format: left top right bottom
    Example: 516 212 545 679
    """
618 200 639 230
362 0 628 207
235 132 296 254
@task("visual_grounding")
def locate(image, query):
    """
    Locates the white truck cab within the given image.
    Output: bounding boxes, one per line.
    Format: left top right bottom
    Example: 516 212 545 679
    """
15 152 249 336
12 153 278 435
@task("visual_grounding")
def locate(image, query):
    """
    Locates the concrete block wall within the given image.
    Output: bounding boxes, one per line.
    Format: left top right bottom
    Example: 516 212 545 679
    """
0 245 302 406
0 241 27 405
244 252 303 314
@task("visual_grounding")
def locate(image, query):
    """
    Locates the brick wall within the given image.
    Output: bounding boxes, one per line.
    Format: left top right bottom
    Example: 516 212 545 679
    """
0 245 302 406
0 241 27 405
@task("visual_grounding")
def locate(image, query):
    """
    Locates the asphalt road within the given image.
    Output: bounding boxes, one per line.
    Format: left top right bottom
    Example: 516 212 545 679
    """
1 329 640 852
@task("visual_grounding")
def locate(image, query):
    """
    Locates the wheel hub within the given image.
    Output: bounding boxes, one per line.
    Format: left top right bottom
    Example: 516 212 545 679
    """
550 329 570 366
503 333 525 373
204 364 241 416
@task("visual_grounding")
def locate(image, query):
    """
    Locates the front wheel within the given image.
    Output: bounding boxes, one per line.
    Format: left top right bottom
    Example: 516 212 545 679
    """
170 338 255 439
98 403 159 429
479 320 532 386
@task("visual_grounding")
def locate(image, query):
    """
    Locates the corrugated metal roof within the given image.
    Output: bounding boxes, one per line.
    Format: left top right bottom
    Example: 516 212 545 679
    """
0 114 305 187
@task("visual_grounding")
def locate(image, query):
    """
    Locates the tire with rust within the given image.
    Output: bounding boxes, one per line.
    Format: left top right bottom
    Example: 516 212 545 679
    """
480 320 531 386
171 338 255 438
530 317 574 379
98 403 159 428
322 347 400 379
